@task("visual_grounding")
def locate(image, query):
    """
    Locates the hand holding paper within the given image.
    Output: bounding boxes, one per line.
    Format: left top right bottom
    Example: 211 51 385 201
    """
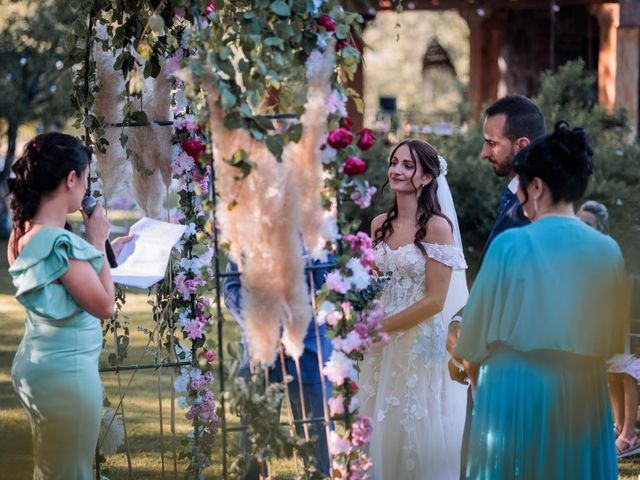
110 217 187 288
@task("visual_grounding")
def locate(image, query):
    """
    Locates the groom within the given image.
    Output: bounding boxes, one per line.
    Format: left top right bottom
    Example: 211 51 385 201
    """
451 95 546 479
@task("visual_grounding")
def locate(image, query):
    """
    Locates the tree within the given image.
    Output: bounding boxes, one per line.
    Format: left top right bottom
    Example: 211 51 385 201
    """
0 0 75 238
536 59 640 272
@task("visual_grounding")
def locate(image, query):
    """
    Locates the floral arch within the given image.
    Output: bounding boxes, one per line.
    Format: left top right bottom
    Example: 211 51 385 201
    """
65 0 399 478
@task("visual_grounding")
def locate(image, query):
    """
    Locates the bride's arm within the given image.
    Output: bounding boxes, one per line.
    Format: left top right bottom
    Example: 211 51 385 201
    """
369 213 386 276
382 216 453 333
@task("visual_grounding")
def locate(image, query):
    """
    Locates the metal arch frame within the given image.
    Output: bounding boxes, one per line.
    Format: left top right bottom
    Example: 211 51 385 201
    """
81 5 341 477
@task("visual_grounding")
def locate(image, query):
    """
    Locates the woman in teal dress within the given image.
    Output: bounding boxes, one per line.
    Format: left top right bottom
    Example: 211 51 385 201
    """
7 133 116 479
456 123 629 479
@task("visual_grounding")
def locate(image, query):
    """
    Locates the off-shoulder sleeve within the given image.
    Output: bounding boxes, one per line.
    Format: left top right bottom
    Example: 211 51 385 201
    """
9 228 104 319
423 243 468 270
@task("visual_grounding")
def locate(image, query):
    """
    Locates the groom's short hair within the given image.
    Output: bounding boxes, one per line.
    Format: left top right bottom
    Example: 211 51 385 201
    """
485 96 546 142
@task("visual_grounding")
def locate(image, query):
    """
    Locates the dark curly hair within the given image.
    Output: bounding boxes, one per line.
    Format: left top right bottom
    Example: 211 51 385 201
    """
485 95 546 142
8 132 91 257
373 138 451 255
514 121 593 207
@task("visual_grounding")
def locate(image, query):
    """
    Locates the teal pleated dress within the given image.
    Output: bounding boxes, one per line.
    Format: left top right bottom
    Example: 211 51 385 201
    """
9 228 105 480
456 216 628 480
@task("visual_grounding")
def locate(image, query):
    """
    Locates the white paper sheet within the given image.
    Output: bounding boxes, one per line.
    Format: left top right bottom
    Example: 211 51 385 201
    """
110 217 187 288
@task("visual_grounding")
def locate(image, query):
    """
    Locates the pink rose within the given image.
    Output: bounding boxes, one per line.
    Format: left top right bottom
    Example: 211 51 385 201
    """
353 323 368 338
336 38 355 51
342 156 368 176
356 128 376 151
327 127 353 149
181 138 206 164
328 394 345 416
360 248 375 268
316 15 337 32
343 231 372 253
199 350 216 363
348 380 359 394
329 431 352 456
340 116 353 130
351 416 373 447
326 271 351 294
203 2 215 15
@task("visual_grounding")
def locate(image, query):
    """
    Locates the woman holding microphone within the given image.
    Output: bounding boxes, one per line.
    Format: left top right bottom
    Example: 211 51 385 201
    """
7 132 127 479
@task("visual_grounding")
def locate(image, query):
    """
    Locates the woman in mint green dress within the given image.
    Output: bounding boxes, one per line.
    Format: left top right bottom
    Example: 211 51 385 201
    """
7 133 116 479
456 123 629 479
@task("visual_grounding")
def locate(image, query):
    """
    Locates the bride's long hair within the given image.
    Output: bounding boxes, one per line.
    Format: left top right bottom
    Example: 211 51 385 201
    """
373 138 451 254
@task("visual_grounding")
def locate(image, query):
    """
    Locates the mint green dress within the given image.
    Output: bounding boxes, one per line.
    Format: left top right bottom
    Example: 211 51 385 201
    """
9 228 105 480
456 217 628 480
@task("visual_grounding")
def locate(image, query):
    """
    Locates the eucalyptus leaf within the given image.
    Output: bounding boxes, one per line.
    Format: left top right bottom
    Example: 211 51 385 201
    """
264 37 285 49
130 111 149 125
148 15 165 33
221 88 237 109
336 24 350 40
270 1 291 17
266 135 284 160
253 116 274 131
287 122 303 143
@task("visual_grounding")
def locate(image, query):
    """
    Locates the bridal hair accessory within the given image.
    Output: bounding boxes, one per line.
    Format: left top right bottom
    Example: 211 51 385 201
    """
438 155 448 177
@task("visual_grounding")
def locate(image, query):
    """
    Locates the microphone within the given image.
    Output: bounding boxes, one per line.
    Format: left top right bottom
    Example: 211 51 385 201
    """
82 196 118 268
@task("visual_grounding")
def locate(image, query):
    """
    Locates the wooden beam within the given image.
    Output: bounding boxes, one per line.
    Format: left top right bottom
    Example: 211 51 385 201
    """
350 0 616 14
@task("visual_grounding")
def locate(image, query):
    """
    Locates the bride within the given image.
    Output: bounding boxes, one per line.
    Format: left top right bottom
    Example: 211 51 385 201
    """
358 138 469 479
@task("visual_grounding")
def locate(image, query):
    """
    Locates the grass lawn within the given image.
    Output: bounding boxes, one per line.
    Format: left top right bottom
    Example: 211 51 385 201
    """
1 232 640 479
0 234 256 479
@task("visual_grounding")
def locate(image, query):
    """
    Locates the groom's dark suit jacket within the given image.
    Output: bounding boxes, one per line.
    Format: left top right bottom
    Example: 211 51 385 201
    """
459 183 529 479
481 184 529 259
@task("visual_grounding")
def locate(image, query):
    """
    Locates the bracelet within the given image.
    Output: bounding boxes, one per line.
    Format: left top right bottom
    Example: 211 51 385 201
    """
450 355 465 372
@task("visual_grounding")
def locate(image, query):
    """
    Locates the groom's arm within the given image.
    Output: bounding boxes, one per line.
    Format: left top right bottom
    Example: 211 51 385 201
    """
222 261 245 328
447 316 469 384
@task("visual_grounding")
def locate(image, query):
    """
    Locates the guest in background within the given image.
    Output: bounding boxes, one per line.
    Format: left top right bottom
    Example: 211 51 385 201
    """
456 123 629 479
577 199 609 232
578 200 640 457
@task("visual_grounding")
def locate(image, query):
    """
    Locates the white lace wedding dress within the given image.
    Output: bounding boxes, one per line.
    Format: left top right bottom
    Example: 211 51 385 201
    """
359 241 468 479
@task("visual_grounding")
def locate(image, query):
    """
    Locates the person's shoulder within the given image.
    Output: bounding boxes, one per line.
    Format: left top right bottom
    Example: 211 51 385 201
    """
370 213 387 235
424 215 453 245
25 227 76 252
579 223 623 259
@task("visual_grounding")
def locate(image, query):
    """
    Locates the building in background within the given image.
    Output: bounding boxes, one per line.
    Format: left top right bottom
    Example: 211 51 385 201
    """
351 0 639 137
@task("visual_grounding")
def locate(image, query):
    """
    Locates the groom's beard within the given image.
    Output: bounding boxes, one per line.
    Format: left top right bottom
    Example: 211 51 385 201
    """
491 148 517 178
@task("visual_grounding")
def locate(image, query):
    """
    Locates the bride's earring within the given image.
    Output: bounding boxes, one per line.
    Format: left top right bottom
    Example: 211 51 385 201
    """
532 197 539 219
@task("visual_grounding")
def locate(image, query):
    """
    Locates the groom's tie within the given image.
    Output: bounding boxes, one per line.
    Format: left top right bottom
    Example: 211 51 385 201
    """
498 187 512 217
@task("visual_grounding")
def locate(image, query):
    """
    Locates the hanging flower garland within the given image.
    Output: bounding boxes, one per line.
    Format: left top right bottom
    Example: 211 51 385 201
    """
308 5 390 479
181 0 387 477
314 89 387 477
165 14 220 476
317 233 388 479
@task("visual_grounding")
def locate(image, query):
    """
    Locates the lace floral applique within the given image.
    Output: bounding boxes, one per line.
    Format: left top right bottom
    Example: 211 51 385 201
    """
359 242 461 473
422 242 467 270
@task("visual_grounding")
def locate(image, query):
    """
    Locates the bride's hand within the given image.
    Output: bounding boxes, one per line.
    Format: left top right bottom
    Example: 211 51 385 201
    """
446 320 461 355
448 358 469 385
